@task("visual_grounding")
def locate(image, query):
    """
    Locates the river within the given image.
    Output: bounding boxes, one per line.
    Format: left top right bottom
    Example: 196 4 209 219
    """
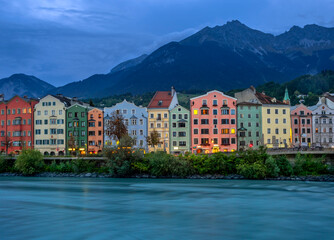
0 177 333 239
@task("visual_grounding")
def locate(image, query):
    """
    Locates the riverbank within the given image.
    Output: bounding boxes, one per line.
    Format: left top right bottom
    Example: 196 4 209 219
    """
2 172 334 182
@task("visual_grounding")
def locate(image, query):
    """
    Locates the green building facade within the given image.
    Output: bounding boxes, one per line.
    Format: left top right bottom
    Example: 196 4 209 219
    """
169 105 190 154
237 103 263 150
66 104 89 155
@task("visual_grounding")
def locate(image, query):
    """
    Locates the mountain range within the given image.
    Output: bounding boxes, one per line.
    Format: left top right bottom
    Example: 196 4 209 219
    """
1 20 334 99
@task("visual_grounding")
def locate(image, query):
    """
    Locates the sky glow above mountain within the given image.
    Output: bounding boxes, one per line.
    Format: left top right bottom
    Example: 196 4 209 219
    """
1 0 334 86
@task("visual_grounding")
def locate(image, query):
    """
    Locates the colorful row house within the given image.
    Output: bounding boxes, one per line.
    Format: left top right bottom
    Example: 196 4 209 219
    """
190 90 237 154
104 100 148 150
87 108 104 154
169 105 190 154
0 95 37 154
147 87 178 153
290 103 313 147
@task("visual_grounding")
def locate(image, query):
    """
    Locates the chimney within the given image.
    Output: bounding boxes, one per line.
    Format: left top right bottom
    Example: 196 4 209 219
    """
250 85 256 93
0 94 4 102
171 86 176 96
73 97 78 101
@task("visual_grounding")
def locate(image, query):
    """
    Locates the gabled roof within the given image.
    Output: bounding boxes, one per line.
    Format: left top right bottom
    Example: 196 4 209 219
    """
255 91 287 105
190 90 237 101
148 91 174 109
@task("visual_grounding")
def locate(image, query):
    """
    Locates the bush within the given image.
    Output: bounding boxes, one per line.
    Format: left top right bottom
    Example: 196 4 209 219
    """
71 159 99 173
15 149 44 175
236 161 267 179
0 156 14 173
265 156 280 177
147 151 194 177
274 155 293 176
293 153 328 176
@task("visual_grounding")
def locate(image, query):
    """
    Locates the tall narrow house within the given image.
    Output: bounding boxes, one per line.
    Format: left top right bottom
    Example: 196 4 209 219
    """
87 108 104 154
190 90 237 154
169 105 190 154
147 87 178 153
0 95 38 154
104 100 148 150
34 95 69 156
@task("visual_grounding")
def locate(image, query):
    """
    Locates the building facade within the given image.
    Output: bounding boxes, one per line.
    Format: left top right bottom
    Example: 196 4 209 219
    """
190 90 237 154
34 95 69 156
290 103 313 147
235 86 291 148
311 96 334 148
87 108 104 154
104 100 148 150
0 95 37 154
66 104 89 155
236 102 262 150
147 88 178 153
169 105 190 154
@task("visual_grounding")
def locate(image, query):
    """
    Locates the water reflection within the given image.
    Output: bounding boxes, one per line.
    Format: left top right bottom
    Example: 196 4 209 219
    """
1 178 333 240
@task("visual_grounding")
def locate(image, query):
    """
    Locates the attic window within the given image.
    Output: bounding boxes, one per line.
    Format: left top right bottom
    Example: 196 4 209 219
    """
158 100 163 106
271 98 277 103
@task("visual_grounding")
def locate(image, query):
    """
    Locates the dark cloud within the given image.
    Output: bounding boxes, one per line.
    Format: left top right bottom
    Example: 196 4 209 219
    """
0 0 333 86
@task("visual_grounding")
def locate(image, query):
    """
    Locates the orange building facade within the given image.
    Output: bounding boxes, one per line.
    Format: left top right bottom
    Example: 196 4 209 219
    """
87 108 104 154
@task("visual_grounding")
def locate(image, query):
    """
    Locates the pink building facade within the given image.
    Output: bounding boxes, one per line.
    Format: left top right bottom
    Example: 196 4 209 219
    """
291 103 313 147
190 90 237 154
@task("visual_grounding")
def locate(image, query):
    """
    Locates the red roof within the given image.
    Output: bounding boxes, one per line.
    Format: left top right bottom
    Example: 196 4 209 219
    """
147 91 173 109
255 91 287 105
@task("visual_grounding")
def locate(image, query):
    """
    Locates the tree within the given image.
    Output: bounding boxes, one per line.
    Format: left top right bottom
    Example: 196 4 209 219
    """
105 111 128 142
89 99 95 107
146 129 161 151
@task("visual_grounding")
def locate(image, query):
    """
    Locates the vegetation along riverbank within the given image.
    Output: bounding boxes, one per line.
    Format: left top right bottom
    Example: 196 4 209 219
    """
1 142 334 181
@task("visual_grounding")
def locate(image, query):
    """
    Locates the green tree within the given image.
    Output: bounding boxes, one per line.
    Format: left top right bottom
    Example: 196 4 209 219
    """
146 128 161 151
15 149 44 175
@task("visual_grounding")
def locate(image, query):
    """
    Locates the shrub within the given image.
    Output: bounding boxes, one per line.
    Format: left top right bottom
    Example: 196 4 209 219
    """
15 149 44 175
0 156 14 173
71 159 98 173
147 151 194 177
293 153 328 176
274 155 293 176
236 161 267 179
265 156 280 177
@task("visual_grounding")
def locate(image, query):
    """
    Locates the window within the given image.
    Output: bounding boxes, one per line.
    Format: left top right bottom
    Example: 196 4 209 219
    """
184 114 188 119
37 111 41 116
178 114 182 119
194 129 198 134
267 118 271 124
81 131 85 136
248 114 251 118
275 119 278 124
50 129 56 134
223 100 227 106
248 122 251 127
213 99 218 106
202 99 207 105
139 119 143 125
44 119 48 124
194 138 198 144
275 129 279 134
201 129 209 134
35 129 41 135
275 109 278 114
221 119 229 124
51 110 56 116
222 138 230 145
231 109 235 115
221 129 229 134
213 119 218 125
173 141 177 146
213 128 218 134
267 109 270 114
59 110 63 115
81 112 85 117
44 129 48 134
173 132 176 137
50 119 56 125
213 109 218 115
132 109 136 114
178 122 185 128
201 109 209 115
57 129 64 134
267 128 271 134
81 122 85 127
240 114 244 118
256 114 259 118
164 113 168 118
178 132 186 137
131 119 137 125
283 118 286 124
283 109 286 114
194 119 198 125
132 130 137 136
44 110 48 115
283 129 287 134
231 119 236 124
68 112 73 118
194 110 198 115
221 109 229 115
201 119 209 124
172 114 176 119
150 113 154 118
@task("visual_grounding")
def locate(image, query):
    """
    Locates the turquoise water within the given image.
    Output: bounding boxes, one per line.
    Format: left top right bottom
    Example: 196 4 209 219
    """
0 178 333 240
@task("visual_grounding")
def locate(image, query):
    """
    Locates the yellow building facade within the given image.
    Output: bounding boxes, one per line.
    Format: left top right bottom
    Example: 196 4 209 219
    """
147 88 178 153
262 104 291 148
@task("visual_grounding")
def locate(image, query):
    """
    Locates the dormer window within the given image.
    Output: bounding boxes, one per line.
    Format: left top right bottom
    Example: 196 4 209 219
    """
158 100 163 106
272 98 277 103
202 99 207 105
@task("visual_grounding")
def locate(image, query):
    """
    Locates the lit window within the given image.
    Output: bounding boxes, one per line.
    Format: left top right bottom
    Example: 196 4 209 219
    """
194 109 198 115
231 128 235 134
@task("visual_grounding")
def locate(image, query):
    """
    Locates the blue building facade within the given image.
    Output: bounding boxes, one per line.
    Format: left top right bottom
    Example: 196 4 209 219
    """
104 100 148 150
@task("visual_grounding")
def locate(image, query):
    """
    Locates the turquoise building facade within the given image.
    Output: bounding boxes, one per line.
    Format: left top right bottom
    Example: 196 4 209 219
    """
169 105 190 154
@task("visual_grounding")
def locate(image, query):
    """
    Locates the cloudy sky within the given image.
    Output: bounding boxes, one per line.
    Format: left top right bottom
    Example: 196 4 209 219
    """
1 0 334 86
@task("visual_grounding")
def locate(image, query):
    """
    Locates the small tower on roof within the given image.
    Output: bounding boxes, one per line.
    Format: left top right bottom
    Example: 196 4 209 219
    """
283 87 290 105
